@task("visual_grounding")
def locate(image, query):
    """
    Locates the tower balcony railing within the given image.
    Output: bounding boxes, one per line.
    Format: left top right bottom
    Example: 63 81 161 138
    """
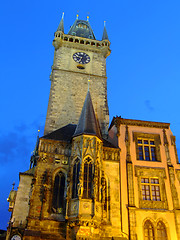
54 31 110 48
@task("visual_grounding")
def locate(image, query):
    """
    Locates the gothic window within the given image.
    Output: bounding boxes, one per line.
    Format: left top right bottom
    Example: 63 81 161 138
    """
83 157 93 199
72 158 80 199
52 171 65 214
157 221 168 240
141 178 161 201
144 220 155 240
137 139 157 161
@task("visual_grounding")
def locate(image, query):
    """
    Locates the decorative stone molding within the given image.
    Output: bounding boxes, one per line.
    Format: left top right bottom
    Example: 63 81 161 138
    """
176 169 180 183
163 129 172 165
171 135 179 164
168 166 180 209
103 147 120 161
135 166 168 210
115 117 170 129
133 132 161 162
125 125 131 163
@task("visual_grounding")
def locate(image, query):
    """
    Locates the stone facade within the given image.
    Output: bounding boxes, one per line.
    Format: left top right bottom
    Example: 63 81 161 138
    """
6 16 180 240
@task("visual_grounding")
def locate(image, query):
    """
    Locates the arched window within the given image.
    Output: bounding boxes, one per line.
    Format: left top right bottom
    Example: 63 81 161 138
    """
157 221 168 240
72 158 80 198
52 171 65 214
144 220 155 240
83 157 93 199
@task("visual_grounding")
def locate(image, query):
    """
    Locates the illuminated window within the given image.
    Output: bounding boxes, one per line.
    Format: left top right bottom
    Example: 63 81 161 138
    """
157 221 168 240
144 220 155 240
52 172 65 214
138 139 157 161
141 178 161 201
72 158 80 198
83 157 93 199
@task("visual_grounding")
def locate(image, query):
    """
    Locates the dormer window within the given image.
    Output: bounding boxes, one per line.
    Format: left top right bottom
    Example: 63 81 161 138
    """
77 23 88 29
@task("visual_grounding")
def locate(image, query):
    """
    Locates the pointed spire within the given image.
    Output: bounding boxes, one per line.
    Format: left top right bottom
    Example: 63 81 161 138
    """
57 12 64 32
73 90 102 139
102 21 109 41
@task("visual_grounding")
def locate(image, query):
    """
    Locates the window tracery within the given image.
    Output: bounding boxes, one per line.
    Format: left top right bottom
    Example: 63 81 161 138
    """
52 171 65 214
72 158 80 199
83 157 93 199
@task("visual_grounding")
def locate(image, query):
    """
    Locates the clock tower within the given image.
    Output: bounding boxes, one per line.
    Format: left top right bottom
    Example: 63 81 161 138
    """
44 14 111 137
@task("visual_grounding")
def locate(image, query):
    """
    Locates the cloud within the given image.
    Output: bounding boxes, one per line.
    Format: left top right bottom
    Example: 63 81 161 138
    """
145 100 154 111
0 131 31 165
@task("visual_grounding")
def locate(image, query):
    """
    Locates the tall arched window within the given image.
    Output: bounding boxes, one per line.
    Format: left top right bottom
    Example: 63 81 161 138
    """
52 171 65 214
72 158 80 198
144 220 155 240
157 221 168 240
83 157 93 199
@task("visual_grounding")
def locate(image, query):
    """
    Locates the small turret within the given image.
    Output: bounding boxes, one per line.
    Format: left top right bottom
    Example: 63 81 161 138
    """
102 21 109 41
57 12 64 33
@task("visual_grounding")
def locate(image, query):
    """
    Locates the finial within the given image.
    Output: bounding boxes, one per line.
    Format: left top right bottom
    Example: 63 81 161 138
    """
88 77 90 91
12 182 15 190
62 12 64 19
104 21 106 26
87 16 89 21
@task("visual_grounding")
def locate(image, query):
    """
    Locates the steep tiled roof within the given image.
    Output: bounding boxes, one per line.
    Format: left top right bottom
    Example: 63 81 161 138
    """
73 91 102 139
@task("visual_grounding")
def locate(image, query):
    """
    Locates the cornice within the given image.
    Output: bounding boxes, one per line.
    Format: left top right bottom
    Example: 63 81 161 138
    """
114 117 170 129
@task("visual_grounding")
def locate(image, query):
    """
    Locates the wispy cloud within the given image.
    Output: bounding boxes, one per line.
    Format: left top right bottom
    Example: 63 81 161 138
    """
145 100 154 111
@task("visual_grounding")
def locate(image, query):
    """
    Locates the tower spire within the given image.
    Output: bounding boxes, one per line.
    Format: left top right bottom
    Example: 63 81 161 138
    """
102 21 109 41
57 12 64 32
73 91 102 139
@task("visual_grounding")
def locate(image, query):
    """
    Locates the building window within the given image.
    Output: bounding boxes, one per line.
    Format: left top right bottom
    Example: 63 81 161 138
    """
157 221 168 240
133 133 161 162
83 157 93 199
138 139 157 161
141 178 161 201
52 172 65 214
72 158 80 199
144 220 155 240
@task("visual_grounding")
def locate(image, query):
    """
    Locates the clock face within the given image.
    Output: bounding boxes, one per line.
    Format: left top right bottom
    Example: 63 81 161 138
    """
11 235 21 240
73 52 90 64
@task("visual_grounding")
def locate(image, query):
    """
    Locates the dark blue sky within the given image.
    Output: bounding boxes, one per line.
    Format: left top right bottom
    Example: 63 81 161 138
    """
1 0 180 230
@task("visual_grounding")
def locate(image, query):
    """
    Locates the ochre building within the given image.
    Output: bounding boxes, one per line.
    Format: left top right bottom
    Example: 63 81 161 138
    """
6 14 180 240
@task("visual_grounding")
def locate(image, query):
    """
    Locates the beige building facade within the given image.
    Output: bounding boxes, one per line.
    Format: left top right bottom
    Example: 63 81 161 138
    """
6 15 180 240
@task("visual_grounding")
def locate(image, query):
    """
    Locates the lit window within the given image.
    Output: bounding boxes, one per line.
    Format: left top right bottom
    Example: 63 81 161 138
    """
138 139 157 161
83 157 93 199
72 158 80 199
141 178 161 201
52 172 65 214
157 221 168 240
144 220 155 240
